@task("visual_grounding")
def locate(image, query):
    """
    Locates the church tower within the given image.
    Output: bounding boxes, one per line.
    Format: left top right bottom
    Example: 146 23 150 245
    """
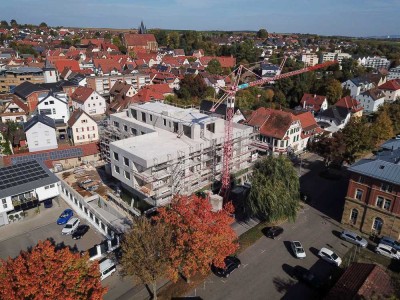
138 21 147 34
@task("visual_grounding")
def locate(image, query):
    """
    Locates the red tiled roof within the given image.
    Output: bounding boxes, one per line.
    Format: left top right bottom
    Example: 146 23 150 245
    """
136 53 158 62
148 83 173 95
199 56 236 68
93 58 122 74
132 86 165 102
53 59 80 73
67 108 94 127
294 111 318 132
71 86 95 104
335 96 363 113
2 143 99 168
300 93 326 111
379 79 400 91
123 34 156 47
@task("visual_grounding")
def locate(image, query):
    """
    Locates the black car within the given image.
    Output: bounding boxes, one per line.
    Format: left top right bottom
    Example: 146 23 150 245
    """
292 265 323 289
43 198 53 208
265 226 284 239
211 256 241 278
72 224 90 240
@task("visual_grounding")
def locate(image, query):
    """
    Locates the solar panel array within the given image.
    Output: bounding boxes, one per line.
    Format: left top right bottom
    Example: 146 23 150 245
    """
0 161 49 190
11 148 84 165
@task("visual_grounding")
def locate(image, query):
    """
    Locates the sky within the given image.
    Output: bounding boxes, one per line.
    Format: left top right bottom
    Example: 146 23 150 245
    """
2 0 400 37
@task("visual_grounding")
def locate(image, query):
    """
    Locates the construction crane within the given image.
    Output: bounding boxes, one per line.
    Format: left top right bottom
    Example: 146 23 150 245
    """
210 59 338 199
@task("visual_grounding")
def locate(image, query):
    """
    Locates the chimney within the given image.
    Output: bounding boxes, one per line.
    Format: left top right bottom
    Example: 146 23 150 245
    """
303 100 306 109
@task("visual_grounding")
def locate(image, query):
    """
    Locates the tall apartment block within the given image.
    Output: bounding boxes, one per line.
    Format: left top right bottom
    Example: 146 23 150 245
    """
101 102 255 206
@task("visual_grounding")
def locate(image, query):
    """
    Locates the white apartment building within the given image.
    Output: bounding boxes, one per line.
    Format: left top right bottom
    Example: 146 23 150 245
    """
356 88 385 114
105 102 254 207
358 56 391 70
320 50 351 65
301 53 319 66
24 115 58 152
36 91 69 123
388 66 400 80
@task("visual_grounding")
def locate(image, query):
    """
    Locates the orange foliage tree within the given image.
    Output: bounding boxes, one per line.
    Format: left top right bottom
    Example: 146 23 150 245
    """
0 240 107 300
156 194 238 281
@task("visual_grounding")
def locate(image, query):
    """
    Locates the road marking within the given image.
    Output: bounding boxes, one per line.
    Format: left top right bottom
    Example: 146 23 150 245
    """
221 279 227 283
260 249 266 253
243 264 248 268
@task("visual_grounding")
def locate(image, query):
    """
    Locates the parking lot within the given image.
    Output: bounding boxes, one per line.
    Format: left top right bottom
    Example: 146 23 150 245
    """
0 198 103 259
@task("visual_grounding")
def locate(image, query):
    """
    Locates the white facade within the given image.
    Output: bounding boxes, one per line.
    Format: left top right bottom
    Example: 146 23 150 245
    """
301 53 319 66
0 102 27 122
380 88 400 103
43 68 57 83
388 66 400 80
358 56 391 70
342 79 375 97
320 50 351 65
356 91 385 113
26 121 58 152
36 92 69 123
69 112 99 145
72 91 106 116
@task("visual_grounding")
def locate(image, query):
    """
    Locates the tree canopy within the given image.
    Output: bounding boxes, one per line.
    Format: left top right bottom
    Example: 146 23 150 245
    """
121 218 172 300
257 29 268 39
0 240 106 300
175 74 208 102
155 194 238 281
248 156 300 222
205 59 222 75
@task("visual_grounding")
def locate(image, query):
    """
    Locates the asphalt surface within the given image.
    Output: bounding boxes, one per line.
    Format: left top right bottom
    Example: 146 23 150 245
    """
188 154 351 300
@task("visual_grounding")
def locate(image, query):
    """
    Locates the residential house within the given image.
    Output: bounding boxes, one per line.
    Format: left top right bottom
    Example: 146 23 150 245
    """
0 97 29 123
320 50 351 65
335 96 363 118
295 111 322 148
123 33 158 53
315 106 351 133
300 94 328 114
109 81 137 101
36 90 69 123
342 76 375 97
71 86 106 116
341 139 400 239
0 160 60 226
24 114 57 152
388 65 400 80
260 63 281 80
378 79 400 102
86 73 151 95
93 59 122 76
356 88 385 114
67 109 99 145
325 263 394 300
246 107 305 154
0 67 44 93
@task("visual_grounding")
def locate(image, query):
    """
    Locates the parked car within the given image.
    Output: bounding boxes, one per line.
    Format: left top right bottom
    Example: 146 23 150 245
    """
292 265 323 289
211 256 241 278
375 243 400 260
72 224 90 240
44 198 53 208
265 226 284 239
291 241 306 259
318 247 342 266
56 209 73 225
380 236 400 251
340 230 368 248
62 218 80 235
99 258 117 281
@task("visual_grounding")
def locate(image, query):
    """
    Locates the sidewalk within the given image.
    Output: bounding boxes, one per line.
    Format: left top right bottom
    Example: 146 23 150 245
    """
0 197 68 242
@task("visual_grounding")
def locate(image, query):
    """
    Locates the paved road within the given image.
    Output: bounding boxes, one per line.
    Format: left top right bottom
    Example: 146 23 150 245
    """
189 154 351 300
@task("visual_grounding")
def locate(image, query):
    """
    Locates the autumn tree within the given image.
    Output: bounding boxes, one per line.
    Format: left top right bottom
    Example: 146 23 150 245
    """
248 156 300 222
370 109 394 145
121 218 172 300
342 118 373 163
309 132 347 166
155 194 238 281
0 240 106 300
324 78 342 104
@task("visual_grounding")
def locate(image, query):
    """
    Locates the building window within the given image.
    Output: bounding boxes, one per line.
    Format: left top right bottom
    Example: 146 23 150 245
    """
114 165 120 174
52 108 56 114
124 171 130 180
381 183 392 193
131 128 137 135
350 208 358 225
357 176 364 183
123 157 129 166
113 121 119 128
372 217 383 234
355 189 363 201
163 119 167 126
142 112 146 122
123 125 128 132
2 199 7 209
376 196 384 208
150 115 153 121
113 152 119 161
384 199 392 210
131 109 137 119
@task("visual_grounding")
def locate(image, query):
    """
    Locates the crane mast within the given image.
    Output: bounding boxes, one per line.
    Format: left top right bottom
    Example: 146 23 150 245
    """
212 59 338 200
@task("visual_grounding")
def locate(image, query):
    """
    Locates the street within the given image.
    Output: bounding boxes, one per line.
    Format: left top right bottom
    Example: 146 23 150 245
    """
188 154 351 300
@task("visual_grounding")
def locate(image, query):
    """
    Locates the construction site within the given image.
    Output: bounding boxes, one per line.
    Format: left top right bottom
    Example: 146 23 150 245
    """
100 102 256 207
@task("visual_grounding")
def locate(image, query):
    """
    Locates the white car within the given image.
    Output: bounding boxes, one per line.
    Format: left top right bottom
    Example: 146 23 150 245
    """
62 218 80 235
375 243 400 260
318 247 342 266
291 241 306 259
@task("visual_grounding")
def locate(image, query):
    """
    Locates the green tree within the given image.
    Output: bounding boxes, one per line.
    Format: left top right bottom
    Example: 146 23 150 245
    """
342 118 373 163
39 22 47 28
371 110 394 145
10 19 17 27
167 32 180 49
0 20 9 28
309 132 347 166
176 75 207 101
256 29 268 39
104 32 112 40
121 218 172 300
206 59 222 75
324 78 342 104
248 156 300 222
94 31 101 38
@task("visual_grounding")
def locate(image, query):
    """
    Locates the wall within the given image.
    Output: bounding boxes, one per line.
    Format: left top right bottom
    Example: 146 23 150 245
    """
35 183 60 201
37 94 70 123
26 122 58 152
71 114 99 145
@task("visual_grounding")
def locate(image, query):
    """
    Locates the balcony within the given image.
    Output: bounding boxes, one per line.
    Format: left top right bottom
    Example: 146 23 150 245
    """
11 192 38 211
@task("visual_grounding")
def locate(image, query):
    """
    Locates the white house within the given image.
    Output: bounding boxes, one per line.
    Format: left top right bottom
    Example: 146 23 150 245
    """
24 114 58 152
356 88 385 114
0 160 60 226
316 106 351 133
36 91 69 123
0 98 29 123
67 108 99 145
71 86 106 116
341 77 375 97
378 79 400 103
260 63 281 82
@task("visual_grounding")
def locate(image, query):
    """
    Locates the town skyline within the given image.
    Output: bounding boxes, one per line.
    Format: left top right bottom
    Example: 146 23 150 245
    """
2 0 400 37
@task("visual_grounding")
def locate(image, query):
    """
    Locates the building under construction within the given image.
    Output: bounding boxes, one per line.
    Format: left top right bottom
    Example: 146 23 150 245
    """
100 102 255 207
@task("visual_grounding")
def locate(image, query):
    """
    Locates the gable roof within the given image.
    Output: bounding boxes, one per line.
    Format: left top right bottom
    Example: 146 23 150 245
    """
13 81 78 100
38 91 68 105
123 33 157 47
24 114 56 132
93 58 122 74
53 59 81 73
131 86 165 102
71 86 95 104
379 79 400 91
335 96 363 113
300 93 326 111
318 106 350 121
67 108 94 127
325 263 394 300
359 88 385 100
294 111 319 132
109 81 134 95
349 159 400 185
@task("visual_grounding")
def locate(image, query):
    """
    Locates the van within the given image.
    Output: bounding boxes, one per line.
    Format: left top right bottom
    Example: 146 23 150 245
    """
375 243 400 260
99 258 116 281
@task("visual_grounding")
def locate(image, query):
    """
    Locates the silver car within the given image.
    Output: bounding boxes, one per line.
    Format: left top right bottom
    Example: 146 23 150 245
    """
340 230 368 248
